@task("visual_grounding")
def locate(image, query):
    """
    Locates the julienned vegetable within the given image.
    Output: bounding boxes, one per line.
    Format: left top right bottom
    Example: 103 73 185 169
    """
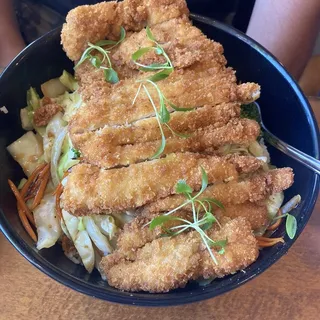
7 70 122 275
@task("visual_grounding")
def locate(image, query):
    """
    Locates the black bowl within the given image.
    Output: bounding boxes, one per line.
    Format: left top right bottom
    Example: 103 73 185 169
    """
0 14 319 306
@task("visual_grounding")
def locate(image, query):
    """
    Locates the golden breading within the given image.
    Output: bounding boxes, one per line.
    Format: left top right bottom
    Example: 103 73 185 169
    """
72 119 260 169
71 103 241 148
69 67 259 133
33 103 62 127
197 217 259 279
140 168 294 214
101 232 201 293
101 217 258 292
61 0 189 61
61 153 264 215
112 18 226 70
116 202 266 260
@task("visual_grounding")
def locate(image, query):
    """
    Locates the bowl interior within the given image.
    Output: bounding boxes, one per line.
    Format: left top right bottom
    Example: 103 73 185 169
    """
0 15 319 306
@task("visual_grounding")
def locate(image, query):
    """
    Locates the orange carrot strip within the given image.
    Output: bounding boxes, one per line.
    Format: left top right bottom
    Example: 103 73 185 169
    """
20 163 46 198
256 236 284 247
257 239 284 247
31 164 50 210
267 209 283 231
17 205 37 242
8 179 36 225
52 171 69 196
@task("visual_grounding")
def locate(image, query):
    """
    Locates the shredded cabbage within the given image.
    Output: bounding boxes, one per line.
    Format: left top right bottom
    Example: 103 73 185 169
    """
7 131 44 176
20 108 33 130
43 112 67 162
83 217 113 255
74 230 95 273
59 70 79 92
266 192 284 219
51 127 67 187
33 194 62 250
57 135 80 179
54 91 82 122
92 215 118 240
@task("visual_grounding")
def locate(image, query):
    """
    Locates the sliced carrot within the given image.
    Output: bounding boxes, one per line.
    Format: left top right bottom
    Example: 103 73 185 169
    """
52 171 69 196
31 164 50 210
267 209 283 231
256 236 284 247
20 163 46 198
8 179 36 226
17 205 37 242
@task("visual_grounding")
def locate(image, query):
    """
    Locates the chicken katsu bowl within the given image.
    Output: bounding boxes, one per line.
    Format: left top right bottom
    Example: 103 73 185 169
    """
0 0 319 306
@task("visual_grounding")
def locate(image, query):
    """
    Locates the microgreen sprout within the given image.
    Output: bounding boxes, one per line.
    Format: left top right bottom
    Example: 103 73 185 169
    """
132 26 194 158
75 26 126 83
271 195 300 239
149 168 227 265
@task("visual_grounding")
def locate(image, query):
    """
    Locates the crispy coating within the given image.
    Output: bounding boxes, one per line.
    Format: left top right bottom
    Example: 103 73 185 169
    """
33 103 62 127
116 202 266 260
116 210 193 259
101 232 201 292
112 18 226 70
72 102 241 148
61 153 263 215
140 168 294 214
101 217 258 292
61 0 189 61
197 217 259 279
70 66 259 133
73 118 260 169
216 202 269 231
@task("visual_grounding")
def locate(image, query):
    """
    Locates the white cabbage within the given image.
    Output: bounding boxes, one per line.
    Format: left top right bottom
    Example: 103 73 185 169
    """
83 217 113 255
62 210 79 240
62 210 95 273
43 112 67 163
7 131 44 176
74 230 95 273
92 215 118 240
54 91 82 122
249 139 270 162
33 194 62 250
266 192 284 219
57 135 80 179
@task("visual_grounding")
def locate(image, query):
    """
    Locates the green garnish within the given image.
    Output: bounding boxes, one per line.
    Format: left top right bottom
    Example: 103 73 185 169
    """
131 26 195 158
149 168 227 265
75 26 126 83
71 147 81 159
271 195 300 240
132 26 174 78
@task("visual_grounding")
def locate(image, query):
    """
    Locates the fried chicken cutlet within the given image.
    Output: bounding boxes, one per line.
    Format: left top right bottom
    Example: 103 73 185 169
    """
61 153 264 215
62 0 260 168
139 168 294 215
73 118 260 169
100 217 258 292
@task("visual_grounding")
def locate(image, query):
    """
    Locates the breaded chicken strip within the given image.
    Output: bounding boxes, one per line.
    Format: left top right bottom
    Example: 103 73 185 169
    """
72 102 241 148
116 210 193 259
196 217 259 279
116 202 267 259
139 168 294 214
100 217 258 292
112 18 226 70
70 65 260 133
73 119 260 169
61 0 189 61
61 153 264 215
102 231 201 292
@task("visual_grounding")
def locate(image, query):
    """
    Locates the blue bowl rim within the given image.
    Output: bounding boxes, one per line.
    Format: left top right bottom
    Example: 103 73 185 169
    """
0 14 319 307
